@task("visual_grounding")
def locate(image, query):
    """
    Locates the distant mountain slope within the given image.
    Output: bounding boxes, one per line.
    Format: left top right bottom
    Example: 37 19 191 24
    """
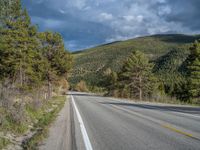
70 34 200 86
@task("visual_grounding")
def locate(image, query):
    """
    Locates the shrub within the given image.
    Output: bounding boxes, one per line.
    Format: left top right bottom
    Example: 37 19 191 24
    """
75 80 89 92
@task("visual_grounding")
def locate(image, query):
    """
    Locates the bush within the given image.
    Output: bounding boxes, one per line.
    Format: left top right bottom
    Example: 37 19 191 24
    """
75 80 89 92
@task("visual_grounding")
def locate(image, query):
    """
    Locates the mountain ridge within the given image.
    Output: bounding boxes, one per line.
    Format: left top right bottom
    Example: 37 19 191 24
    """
70 34 200 87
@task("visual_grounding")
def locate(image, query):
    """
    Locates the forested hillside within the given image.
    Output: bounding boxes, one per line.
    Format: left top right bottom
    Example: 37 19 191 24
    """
73 33 200 104
70 34 200 103
70 34 200 86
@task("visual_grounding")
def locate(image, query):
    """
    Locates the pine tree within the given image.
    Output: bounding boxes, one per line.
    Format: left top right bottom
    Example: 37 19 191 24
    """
0 0 18 18
0 0 24 81
102 68 118 96
0 0 72 102
37 32 72 98
184 40 200 102
119 50 157 100
0 1 44 90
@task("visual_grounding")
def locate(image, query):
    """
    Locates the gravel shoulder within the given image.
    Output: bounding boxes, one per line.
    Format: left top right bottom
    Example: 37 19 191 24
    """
39 96 71 150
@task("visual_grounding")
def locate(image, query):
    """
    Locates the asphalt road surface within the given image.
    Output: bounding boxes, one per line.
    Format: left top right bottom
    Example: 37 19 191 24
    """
70 92 200 150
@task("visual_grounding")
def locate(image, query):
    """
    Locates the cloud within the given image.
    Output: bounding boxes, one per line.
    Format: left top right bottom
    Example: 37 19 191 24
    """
59 9 66 14
22 0 200 51
123 16 134 22
158 5 171 16
99 13 113 21
67 0 87 10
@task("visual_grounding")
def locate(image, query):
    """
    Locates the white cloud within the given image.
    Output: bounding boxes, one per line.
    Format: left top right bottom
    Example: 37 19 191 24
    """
123 16 135 22
158 5 171 16
73 0 86 9
136 15 144 22
64 0 87 10
99 13 113 21
157 0 166 4
59 9 66 14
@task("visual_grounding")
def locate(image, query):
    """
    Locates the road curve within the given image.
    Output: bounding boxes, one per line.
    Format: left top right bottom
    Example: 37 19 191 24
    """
70 92 200 150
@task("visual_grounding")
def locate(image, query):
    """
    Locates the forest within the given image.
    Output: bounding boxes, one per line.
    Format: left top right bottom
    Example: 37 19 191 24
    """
0 0 72 148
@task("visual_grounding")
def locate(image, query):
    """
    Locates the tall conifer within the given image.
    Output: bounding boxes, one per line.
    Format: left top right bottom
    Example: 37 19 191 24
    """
184 40 200 102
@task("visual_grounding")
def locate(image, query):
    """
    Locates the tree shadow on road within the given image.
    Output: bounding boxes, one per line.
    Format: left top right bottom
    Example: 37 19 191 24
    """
100 102 200 115
66 92 103 98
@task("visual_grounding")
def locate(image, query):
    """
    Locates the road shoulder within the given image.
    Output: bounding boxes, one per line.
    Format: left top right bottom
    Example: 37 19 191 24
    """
39 96 71 150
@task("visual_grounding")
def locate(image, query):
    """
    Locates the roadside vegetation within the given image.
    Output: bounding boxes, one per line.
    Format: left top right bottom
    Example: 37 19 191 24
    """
75 80 89 92
22 96 66 150
0 96 66 150
0 0 72 149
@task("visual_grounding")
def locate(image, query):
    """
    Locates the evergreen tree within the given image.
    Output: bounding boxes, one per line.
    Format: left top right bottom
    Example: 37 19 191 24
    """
0 0 45 91
103 68 118 96
153 48 187 97
184 40 200 102
37 32 72 98
0 0 21 21
0 0 72 102
119 51 157 100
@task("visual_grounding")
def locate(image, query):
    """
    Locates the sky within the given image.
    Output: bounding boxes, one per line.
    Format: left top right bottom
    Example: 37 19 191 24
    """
22 0 200 51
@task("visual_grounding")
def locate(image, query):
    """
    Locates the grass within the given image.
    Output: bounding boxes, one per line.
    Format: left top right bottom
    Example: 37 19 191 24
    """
0 107 28 135
1 117 28 135
0 137 10 149
22 96 66 150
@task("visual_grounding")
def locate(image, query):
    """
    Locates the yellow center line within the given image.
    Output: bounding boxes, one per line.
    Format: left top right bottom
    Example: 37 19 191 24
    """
161 124 196 139
111 104 200 140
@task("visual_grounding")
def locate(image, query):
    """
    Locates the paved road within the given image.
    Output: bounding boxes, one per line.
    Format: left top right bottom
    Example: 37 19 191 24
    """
70 92 200 150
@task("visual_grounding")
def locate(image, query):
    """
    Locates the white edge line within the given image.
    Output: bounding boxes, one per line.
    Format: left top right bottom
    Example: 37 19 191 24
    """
71 95 93 150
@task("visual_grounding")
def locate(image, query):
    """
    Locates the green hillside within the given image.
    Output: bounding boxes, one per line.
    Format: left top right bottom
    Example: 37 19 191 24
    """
70 34 200 87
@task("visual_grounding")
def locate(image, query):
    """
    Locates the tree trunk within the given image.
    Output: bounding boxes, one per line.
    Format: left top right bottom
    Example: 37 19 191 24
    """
47 79 52 99
20 61 23 86
19 47 23 87
139 76 142 100
139 88 142 101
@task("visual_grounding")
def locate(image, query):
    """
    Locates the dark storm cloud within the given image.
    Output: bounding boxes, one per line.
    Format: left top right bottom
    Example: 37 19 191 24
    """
22 0 200 51
163 0 200 30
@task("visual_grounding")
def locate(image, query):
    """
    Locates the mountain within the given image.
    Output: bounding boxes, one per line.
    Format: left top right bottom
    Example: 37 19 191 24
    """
70 34 200 87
